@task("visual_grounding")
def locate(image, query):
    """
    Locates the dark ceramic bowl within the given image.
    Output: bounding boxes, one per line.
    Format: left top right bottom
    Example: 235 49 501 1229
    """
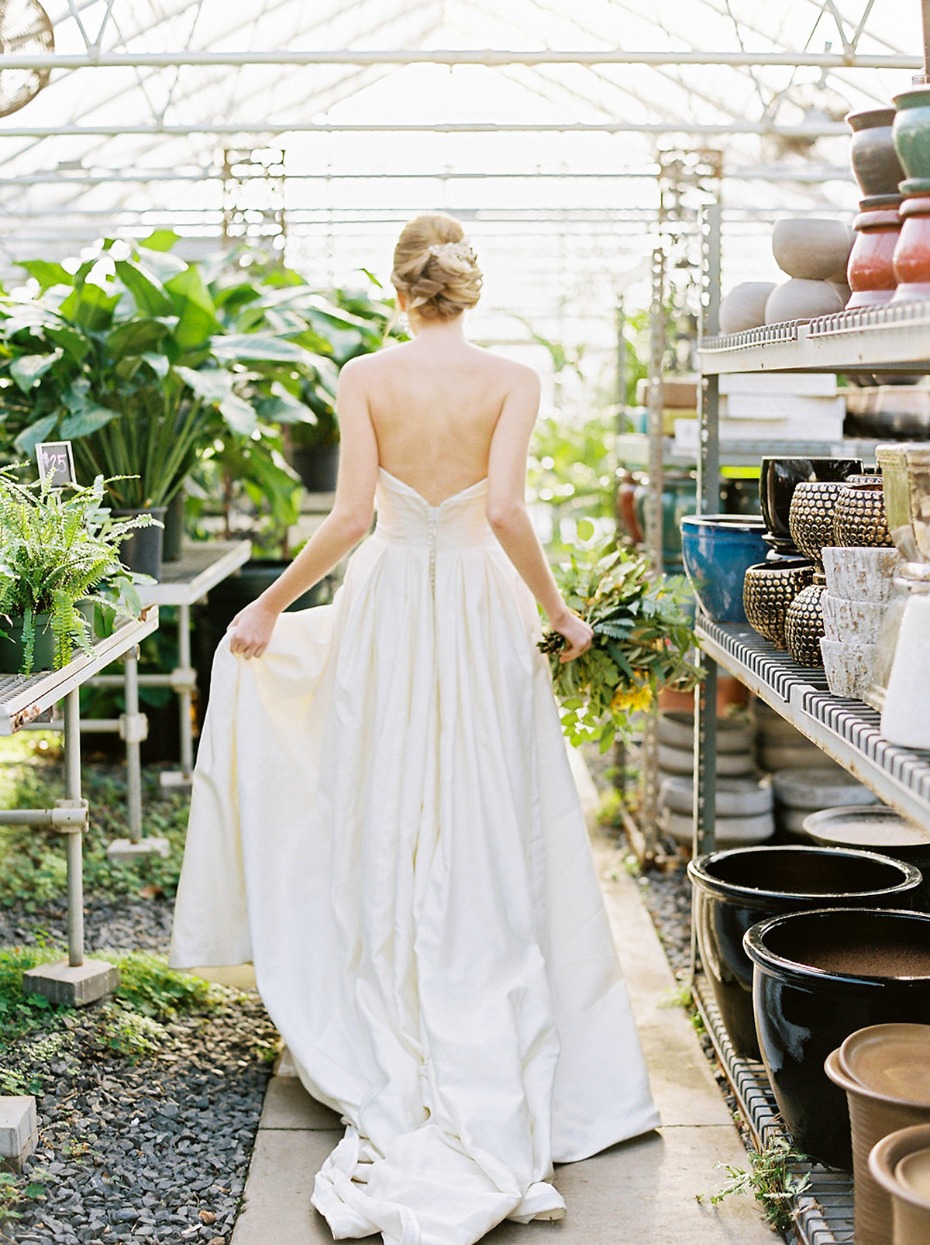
760 457 863 552
680 515 768 623
689 847 922 1061
742 558 816 649
744 907 930 1167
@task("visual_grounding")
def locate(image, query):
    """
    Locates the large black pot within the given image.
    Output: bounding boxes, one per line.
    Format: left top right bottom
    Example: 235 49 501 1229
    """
291 443 339 493
744 907 930 1168
689 846 922 1060
113 507 167 580
192 559 330 726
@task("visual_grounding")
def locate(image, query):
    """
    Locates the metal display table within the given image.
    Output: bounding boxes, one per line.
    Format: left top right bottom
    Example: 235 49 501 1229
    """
0 611 159 1004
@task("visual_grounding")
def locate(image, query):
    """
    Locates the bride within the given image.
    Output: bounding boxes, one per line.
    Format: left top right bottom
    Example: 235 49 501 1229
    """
169 212 659 1244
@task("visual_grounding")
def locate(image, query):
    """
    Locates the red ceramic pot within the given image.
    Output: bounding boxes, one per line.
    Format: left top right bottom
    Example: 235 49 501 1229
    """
848 202 901 308
616 469 643 543
892 193 930 302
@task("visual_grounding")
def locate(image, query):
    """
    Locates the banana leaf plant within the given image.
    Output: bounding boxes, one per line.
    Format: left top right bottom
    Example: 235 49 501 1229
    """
0 233 325 513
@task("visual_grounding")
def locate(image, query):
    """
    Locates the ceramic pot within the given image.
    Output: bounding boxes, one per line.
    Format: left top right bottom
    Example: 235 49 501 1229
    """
721 476 760 518
803 805 930 911
772 217 853 280
870 1124 930 1245
689 848 922 1062
743 558 816 649
821 592 888 645
680 515 769 624
744 908 930 1167
789 480 848 563
893 88 930 182
848 108 906 198
784 575 827 667
111 507 167 581
760 457 862 554
892 193 930 303
826 1025 930 1245
764 277 848 325
904 446 930 563
877 443 919 562
848 204 902 309
616 469 643 544
822 545 903 603
633 470 698 564
162 490 186 563
656 710 753 754
821 636 879 698
834 475 894 548
0 603 96 675
718 282 776 335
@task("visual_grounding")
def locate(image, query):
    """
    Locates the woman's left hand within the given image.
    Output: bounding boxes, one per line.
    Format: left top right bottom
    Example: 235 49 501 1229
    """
228 599 280 659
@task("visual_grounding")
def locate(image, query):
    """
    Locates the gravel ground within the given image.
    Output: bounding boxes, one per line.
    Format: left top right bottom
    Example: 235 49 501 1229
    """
0 896 277 1245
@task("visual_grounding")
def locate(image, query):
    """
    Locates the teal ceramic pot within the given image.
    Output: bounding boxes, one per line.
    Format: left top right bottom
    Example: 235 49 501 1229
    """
680 515 769 623
633 471 698 563
893 89 930 182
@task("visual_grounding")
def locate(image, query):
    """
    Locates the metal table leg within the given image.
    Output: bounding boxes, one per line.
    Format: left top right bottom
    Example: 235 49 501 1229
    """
178 602 194 778
64 688 84 968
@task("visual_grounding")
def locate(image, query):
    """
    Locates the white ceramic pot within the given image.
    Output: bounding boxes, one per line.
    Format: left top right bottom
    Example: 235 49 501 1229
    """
821 592 889 645
657 742 755 777
764 278 848 325
719 282 777 335
659 774 773 818
662 807 775 848
822 545 903 603
821 636 878 698
881 592 930 749
772 218 854 280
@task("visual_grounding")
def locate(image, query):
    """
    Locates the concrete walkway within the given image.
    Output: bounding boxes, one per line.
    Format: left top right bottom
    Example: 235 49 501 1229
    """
231 769 773 1245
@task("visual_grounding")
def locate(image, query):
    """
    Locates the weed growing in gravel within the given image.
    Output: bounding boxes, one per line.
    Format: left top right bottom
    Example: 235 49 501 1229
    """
90 1002 168 1060
697 1134 811 1234
0 734 190 909
0 945 69 1042
0 1169 48 1225
111 950 226 1019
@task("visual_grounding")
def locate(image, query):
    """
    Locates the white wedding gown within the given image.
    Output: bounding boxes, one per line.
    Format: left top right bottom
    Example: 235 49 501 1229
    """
169 467 660 1244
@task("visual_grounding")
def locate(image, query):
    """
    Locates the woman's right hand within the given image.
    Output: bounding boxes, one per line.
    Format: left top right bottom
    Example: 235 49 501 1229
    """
549 609 594 663
228 598 280 660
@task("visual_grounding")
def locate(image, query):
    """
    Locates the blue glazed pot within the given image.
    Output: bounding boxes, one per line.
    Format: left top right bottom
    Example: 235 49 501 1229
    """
893 88 930 182
680 514 769 623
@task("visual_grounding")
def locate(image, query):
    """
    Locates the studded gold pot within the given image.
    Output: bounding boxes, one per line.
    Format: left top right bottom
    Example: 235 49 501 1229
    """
789 480 848 564
743 559 817 649
784 572 827 667
834 475 894 548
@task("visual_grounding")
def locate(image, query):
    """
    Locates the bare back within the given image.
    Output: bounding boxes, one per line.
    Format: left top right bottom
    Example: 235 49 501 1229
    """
354 337 529 506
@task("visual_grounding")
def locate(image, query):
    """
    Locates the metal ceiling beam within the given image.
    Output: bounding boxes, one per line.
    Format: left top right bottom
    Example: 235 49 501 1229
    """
0 121 850 137
0 49 919 69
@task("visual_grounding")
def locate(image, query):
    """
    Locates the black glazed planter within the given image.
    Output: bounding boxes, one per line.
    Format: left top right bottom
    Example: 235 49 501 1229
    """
744 907 930 1168
689 846 923 1061
759 457 862 555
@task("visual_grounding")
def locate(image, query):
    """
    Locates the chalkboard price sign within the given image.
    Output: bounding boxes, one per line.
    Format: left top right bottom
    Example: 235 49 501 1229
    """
36 441 77 487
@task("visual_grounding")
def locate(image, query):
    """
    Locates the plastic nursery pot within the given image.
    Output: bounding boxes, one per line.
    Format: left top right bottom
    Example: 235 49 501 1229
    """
744 908 930 1169
112 506 167 581
0 602 97 675
679 515 768 624
825 1024 930 1245
688 847 922 1062
869 1123 930 1245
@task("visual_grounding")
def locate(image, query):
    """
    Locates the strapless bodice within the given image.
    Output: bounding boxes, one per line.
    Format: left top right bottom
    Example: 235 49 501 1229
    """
373 468 497 549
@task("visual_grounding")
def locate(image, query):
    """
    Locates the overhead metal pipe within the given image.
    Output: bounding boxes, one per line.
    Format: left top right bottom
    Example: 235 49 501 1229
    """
0 48 919 70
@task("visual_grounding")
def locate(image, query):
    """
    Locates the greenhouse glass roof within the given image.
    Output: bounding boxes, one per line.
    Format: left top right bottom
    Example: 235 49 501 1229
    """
0 0 925 367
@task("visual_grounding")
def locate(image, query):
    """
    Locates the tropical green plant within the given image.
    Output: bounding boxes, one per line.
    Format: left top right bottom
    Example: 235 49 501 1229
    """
0 469 153 674
539 540 701 749
0 233 324 509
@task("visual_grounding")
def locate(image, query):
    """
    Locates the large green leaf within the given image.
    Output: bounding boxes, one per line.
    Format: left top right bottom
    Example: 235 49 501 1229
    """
219 393 258 435
60 403 119 438
138 229 180 252
209 333 309 362
174 365 232 404
45 324 91 364
59 282 121 332
165 267 219 352
140 351 170 379
255 382 318 425
14 413 58 456
106 318 170 361
115 259 173 316
9 350 63 393
19 260 73 291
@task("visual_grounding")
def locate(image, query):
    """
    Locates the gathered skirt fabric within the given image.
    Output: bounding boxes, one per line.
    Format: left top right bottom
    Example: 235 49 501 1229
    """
169 470 659 1244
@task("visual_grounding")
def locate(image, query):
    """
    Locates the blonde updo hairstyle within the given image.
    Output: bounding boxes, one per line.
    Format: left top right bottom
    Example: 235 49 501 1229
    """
391 213 483 321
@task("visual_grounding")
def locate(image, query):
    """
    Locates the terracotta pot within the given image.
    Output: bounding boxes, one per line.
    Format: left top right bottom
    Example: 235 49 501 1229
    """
825 1023 930 1245
688 848 923 1062
848 107 906 198
848 204 902 309
870 1124 930 1245
893 88 930 182
616 469 643 544
744 908 930 1168
834 475 894 548
892 193 930 303
718 282 776 335
764 277 847 325
772 217 853 280
743 558 816 649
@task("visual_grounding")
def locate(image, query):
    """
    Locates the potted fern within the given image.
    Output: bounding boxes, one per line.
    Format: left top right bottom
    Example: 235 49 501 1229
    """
0 469 155 676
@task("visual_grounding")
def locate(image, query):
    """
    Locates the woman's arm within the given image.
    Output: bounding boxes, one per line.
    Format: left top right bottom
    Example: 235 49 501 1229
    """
228 359 379 658
485 367 593 662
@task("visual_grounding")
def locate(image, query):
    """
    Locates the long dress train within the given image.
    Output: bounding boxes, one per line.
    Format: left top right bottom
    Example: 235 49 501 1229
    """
169 468 660 1245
